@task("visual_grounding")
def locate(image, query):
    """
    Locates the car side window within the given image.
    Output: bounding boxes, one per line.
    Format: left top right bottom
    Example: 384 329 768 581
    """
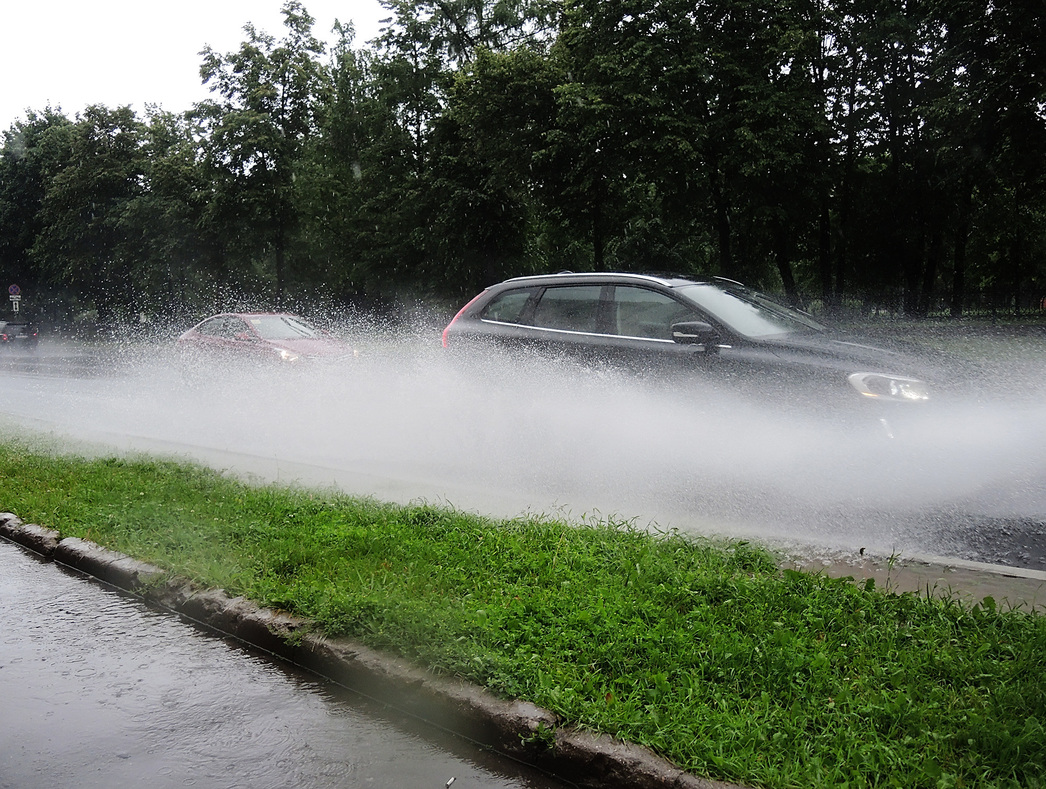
480 288 535 324
531 286 603 333
611 286 696 340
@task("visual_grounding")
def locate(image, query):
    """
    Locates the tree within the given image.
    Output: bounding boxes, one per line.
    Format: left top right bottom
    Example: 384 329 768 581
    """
196 0 328 308
296 20 419 301
4 0 1045 318
119 109 223 317
29 105 148 320
0 109 74 318
549 0 833 288
931 0 1046 314
415 0 560 65
338 0 561 296
422 47 561 292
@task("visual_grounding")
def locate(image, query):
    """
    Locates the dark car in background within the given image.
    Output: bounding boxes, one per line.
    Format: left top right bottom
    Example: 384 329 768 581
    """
442 272 950 436
177 312 356 382
0 321 39 350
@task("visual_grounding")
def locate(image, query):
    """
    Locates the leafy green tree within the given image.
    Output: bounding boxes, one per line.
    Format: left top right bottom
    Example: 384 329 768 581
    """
930 0 1046 314
294 20 418 301
4 0 1046 320
550 0 833 288
813 0 945 313
332 0 561 296
371 1 451 168
0 109 74 318
196 0 328 307
549 0 702 271
421 47 561 293
119 109 224 319
415 0 561 65
29 105 148 321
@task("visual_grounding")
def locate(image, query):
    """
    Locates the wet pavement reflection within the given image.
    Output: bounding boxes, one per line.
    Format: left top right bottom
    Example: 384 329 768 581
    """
0 540 570 789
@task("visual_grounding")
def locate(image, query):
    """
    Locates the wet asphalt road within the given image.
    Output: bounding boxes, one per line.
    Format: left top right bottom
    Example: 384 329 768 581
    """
2 338 1046 571
0 538 568 789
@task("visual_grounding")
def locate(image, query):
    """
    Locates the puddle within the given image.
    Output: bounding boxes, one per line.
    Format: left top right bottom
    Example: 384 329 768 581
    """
0 539 569 789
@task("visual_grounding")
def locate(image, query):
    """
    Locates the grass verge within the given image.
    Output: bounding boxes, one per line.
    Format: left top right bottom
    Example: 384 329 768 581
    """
1 439 1044 789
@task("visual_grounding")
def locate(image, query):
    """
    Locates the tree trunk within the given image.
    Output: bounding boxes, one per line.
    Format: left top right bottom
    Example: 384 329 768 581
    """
591 196 605 271
275 211 286 311
950 181 972 317
709 165 733 277
1011 224 1023 316
818 190 832 308
919 227 942 316
773 224 801 308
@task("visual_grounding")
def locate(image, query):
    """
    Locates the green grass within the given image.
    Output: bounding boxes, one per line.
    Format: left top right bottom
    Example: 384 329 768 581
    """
2 439 1045 789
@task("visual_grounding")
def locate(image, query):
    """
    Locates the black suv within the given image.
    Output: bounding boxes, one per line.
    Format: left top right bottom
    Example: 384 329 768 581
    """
0 321 39 349
442 272 946 433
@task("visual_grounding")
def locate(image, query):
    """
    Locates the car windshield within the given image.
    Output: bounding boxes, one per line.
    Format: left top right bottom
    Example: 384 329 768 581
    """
676 283 824 338
248 315 320 340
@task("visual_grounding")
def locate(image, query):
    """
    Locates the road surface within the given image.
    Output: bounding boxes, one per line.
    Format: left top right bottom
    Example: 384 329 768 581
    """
1 337 1045 570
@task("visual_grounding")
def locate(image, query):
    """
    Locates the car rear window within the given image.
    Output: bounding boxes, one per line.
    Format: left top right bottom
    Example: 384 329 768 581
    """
531 285 602 333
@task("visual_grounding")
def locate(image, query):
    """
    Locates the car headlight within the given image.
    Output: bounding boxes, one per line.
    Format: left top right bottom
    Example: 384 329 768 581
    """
848 372 930 402
275 348 300 363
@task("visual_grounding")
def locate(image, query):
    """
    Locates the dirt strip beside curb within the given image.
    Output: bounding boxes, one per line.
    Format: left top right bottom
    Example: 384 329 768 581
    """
0 511 741 789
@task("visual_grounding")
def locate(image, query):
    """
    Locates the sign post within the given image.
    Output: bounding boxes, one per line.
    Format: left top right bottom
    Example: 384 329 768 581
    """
8 284 20 313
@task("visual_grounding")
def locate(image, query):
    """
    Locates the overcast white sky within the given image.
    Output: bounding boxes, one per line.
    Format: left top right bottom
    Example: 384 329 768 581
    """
1 0 388 131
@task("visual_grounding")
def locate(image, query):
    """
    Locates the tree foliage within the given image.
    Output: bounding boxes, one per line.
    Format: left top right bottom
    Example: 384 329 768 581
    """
195 0 328 308
1 0 1044 326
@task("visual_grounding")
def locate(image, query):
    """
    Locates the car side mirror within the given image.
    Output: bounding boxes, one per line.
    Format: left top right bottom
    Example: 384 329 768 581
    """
671 321 718 346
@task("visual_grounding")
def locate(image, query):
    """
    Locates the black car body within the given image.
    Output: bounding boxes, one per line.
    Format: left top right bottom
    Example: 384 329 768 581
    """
442 272 951 436
0 321 39 349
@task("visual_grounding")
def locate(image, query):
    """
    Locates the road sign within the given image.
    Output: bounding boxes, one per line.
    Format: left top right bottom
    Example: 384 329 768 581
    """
8 284 19 296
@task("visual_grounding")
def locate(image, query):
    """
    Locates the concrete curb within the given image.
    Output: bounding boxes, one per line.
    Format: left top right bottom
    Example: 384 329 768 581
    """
789 548 1046 612
0 511 740 789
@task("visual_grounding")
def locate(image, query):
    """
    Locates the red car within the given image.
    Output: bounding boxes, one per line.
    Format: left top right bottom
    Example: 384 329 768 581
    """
177 313 355 379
